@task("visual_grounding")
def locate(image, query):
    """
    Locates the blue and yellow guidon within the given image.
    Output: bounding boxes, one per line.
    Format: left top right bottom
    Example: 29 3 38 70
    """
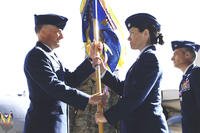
0 111 14 130
80 0 125 72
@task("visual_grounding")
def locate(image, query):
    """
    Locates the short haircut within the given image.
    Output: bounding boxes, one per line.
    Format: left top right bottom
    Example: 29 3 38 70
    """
35 25 43 33
183 47 196 62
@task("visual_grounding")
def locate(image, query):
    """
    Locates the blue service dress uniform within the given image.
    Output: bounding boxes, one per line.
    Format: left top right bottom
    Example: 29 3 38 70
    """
179 64 200 133
102 45 168 133
23 42 94 133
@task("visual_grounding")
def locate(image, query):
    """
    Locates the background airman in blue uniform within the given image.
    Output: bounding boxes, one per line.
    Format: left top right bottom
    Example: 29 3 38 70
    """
95 13 169 133
23 14 103 133
171 41 200 133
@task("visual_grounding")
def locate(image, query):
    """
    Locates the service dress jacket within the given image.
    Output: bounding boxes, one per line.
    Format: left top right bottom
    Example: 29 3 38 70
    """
23 42 94 133
179 64 200 133
102 45 168 133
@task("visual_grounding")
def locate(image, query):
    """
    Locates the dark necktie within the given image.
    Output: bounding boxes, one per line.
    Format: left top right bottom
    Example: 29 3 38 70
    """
49 52 63 69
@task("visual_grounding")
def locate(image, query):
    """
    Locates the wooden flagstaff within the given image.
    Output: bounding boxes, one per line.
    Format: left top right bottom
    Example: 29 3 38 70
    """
92 0 104 132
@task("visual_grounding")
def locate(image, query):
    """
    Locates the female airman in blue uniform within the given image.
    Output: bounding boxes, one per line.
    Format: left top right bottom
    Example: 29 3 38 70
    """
95 13 169 133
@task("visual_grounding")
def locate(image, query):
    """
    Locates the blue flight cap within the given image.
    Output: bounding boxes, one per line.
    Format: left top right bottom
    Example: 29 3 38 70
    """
34 14 68 30
171 41 200 52
125 13 160 31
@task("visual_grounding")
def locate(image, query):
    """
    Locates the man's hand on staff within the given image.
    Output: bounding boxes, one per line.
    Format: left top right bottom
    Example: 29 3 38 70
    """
88 91 107 105
95 112 107 123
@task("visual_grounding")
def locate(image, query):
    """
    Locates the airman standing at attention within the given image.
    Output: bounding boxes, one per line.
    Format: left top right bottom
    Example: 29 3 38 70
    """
171 41 200 133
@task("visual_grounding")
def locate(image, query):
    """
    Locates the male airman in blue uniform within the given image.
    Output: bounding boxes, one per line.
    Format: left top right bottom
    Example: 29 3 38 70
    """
95 13 169 133
171 41 200 133
23 14 103 133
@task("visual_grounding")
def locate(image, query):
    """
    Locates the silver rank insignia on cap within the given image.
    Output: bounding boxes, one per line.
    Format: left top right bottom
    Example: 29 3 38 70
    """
128 23 131 28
